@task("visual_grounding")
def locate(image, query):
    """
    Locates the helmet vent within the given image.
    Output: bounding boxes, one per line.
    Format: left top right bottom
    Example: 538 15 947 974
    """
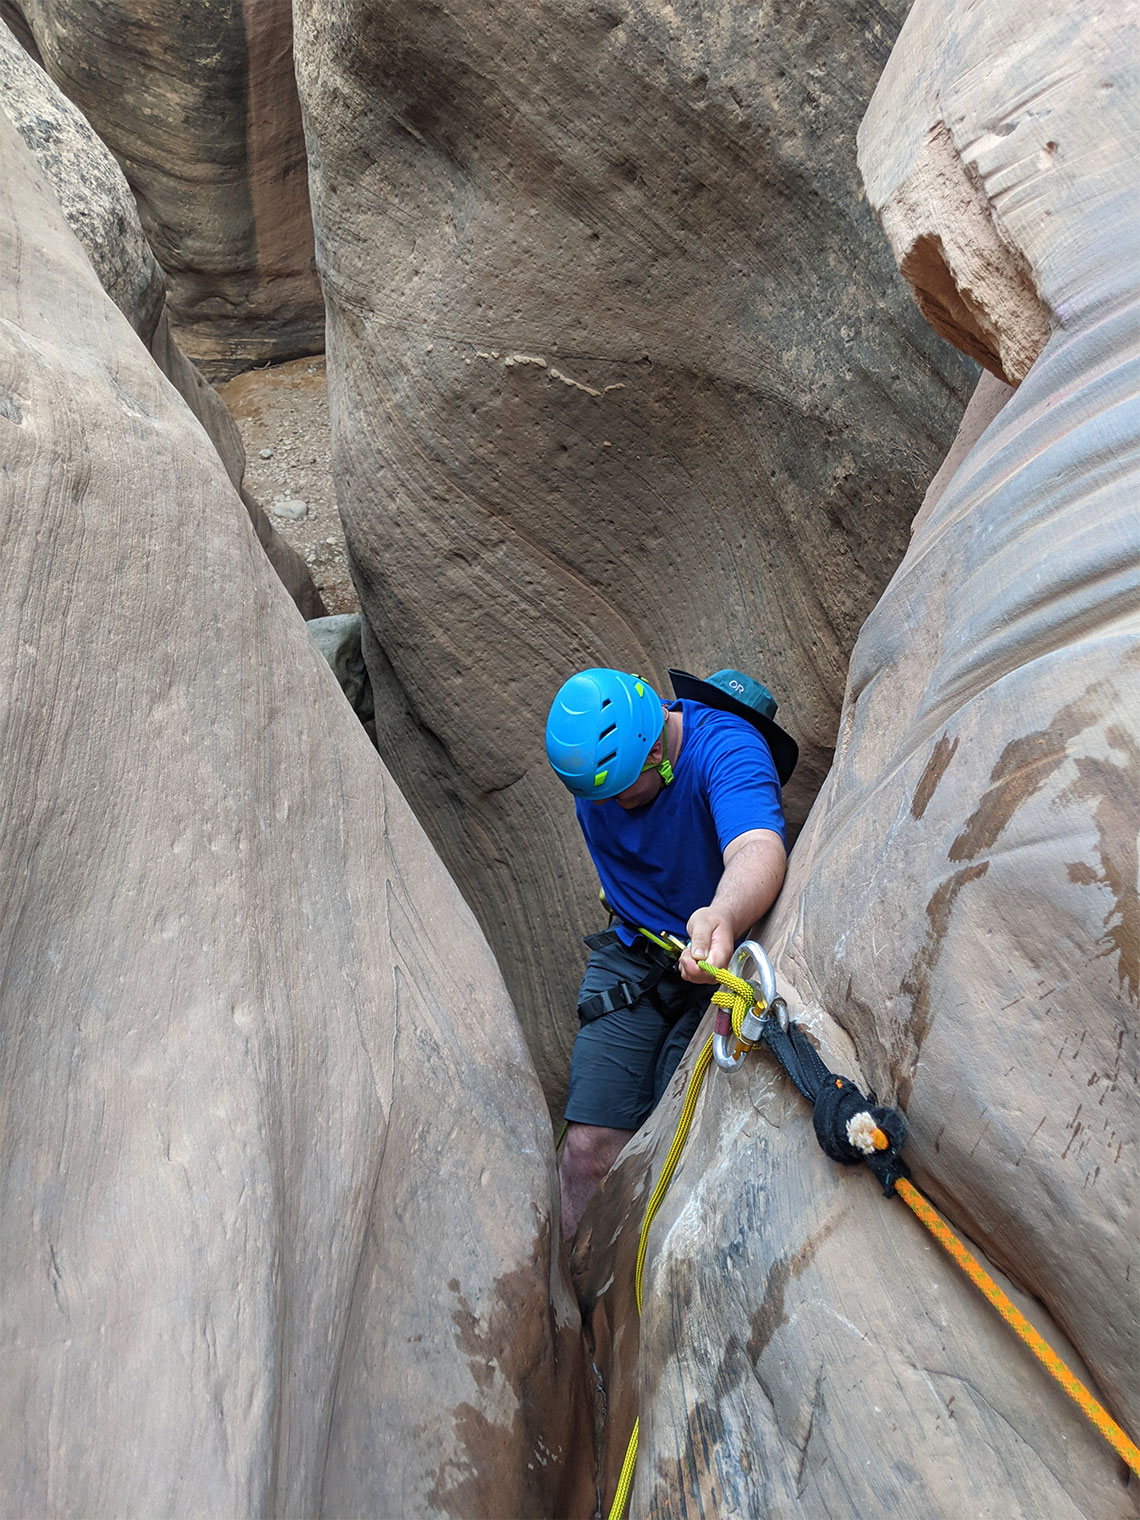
599 749 617 766
599 723 616 740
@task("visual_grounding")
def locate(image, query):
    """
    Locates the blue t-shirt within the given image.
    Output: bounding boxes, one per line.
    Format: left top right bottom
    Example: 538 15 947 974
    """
575 699 786 945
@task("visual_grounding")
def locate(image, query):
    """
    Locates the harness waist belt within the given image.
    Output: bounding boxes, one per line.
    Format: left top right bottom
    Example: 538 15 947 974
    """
578 928 681 1024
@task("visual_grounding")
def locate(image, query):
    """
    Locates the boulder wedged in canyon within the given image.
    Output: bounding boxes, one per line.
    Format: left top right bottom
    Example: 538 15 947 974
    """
294 0 978 1113
0 20 324 620
577 1 1138 1513
6 0 323 377
308 614 374 723
0 111 588 1518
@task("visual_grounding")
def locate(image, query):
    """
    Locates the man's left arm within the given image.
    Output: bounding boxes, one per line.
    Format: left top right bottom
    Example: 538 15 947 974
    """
679 828 787 983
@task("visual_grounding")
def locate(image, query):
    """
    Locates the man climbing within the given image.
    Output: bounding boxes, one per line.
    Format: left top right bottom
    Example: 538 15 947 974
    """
544 666 798 1239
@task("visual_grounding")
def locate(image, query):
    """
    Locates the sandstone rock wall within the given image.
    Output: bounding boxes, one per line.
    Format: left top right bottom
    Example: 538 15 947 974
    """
0 19 325 620
294 0 978 1113
6 0 323 376
578 1 1139 1512
0 110 587 1517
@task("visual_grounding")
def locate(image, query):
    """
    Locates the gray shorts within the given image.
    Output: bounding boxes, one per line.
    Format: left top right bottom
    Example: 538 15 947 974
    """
564 930 712 1131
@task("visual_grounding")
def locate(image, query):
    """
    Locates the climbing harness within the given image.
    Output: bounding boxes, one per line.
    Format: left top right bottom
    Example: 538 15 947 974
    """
574 926 688 1027
606 945 1140 1520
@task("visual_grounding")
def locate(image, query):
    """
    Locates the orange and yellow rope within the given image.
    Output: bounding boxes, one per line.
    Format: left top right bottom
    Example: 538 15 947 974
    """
606 964 1139 1520
895 1178 1140 1476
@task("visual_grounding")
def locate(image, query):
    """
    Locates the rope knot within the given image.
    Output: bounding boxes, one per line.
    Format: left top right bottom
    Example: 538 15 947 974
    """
702 962 761 1043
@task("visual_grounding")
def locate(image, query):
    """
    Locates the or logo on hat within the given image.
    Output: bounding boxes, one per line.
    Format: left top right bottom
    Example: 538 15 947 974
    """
668 667 798 784
706 668 778 721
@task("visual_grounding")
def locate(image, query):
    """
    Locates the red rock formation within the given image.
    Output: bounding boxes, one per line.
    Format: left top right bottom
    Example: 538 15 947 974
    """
7 0 323 376
293 0 977 1113
0 18 324 619
579 1 1139 1512
0 109 588 1516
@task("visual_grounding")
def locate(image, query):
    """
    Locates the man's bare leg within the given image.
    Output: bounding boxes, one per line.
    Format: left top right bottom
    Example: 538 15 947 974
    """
559 1122 634 1240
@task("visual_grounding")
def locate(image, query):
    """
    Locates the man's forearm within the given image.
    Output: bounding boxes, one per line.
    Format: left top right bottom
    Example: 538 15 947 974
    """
710 832 787 936
681 828 787 980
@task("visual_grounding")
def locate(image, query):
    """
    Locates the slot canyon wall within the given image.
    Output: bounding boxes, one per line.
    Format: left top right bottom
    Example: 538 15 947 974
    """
0 20 325 617
576 0 1138 1514
3 0 324 376
0 0 1134 1515
0 102 587 1518
292 0 979 1114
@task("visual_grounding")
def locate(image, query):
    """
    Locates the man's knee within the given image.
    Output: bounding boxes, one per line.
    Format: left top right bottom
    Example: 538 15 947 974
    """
561 1123 630 1186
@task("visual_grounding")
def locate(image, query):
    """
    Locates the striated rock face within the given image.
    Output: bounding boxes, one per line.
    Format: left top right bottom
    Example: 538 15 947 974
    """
294 0 977 1112
855 1 1129 383
7 0 323 377
0 20 324 620
0 111 588 1517
0 17 164 341
579 2 1139 1513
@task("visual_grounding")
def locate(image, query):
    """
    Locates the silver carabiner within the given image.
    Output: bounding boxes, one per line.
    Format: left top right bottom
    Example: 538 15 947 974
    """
712 940 777 1071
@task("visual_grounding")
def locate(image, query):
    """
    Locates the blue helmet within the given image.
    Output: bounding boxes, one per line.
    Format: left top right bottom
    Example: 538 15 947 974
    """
545 668 665 800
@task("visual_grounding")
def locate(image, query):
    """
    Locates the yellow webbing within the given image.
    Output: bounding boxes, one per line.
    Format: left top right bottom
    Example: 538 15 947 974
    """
895 1178 1140 1476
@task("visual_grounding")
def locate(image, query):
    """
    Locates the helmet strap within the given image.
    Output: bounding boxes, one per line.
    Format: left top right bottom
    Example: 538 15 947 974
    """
657 712 674 786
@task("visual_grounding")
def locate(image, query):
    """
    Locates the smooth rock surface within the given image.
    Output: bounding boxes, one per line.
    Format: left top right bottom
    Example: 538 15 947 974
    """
7 0 324 376
579 2 1139 1513
0 18 164 341
0 19 325 621
294 0 977 1113
0 111 588 1518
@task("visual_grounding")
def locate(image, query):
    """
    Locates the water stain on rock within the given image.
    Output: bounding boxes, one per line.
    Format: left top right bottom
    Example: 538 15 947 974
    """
1061 724 1139 1003
949 696 1097 863
637 1202 842 1516
648 1330 767 1520
893 690 1114 1104
897 862 990 1108
911 731 958 819
845 976 895 1105
432 1252 591 1518
747 1211 842 1366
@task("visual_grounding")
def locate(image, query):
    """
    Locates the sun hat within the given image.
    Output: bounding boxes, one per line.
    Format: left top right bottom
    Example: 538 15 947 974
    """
668 667 798 784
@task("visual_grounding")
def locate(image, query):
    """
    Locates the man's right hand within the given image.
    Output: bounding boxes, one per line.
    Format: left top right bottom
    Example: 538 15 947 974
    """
679 905 735 983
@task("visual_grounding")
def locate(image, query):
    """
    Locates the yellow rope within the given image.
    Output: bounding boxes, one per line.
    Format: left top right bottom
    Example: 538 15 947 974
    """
607 1416 640 1520
605 958 1138 1512
608 1037 714 1520
709 966 758 1013
634 1035 715 1312
895 1178 1140 1476
608 959 743 1519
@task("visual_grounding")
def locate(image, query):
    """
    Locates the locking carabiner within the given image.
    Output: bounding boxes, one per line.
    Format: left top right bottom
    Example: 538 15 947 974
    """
712 939 777 1071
